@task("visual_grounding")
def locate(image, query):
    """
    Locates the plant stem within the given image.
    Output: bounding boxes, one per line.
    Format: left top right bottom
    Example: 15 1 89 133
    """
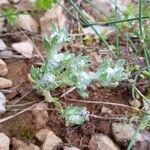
42 89 53 102
132 84 150 105
139 0 143 37
115 0 120 56
84 16 149 27
42 89 64 115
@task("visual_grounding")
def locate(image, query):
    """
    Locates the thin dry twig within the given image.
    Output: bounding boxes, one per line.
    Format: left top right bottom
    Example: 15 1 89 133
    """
6 100 39 108
61 87 76 98
90 114 127 121
64 96 141 111
0 101 45 124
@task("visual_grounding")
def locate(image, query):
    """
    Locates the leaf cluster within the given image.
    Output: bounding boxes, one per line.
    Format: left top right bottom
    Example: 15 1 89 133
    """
96 59 130 87
33 0 55 11
30 24 130 125
3 8 18 26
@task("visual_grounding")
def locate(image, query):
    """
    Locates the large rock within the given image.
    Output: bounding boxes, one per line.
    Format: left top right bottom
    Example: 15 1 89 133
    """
11 41 34 58
40 2 67 36
18 14 39 32
89 134 120 150
41 130 62 150
35 128 50 142
0 0 9 6
36 128 62 150
0 92 7 115
0 133 10 150
12 138 40 150
32 103 49 129
0 39 7 51
111 122 135 146
0 77 13 89
0 59 8 76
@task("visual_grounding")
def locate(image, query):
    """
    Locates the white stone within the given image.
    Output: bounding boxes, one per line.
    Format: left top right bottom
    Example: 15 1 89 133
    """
18 14 39 32
10 0 20 3
0 59 8 76
0 77 13 89
0 92 7 115
89 134 120 150
0 39 7 51
12 41 34 58
64 146 81 150
0 133 10 150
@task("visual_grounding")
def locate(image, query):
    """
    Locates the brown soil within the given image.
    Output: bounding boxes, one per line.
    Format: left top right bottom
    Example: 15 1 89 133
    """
0 58 134 149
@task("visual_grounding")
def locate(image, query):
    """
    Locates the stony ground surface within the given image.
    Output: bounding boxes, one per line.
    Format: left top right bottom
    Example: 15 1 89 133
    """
0 0 150 150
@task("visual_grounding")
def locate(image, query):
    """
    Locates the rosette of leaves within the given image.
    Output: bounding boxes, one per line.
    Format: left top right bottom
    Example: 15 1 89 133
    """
63 106 89 125
96 59 129 87
29 23 90 125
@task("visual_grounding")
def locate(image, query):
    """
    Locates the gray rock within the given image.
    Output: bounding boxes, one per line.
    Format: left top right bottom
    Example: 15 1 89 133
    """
41 129 62 150
0 39 7 51
32 103 49 129
12 41 34 58
0 77 13 89
111 122 135 146
0 92 7 115
89 134 120 150
0 133 10 150
36 128 62 150
18 14 39 33
0 59 8 76
35 128 51 142
0 0 9 6
12 138 40 150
